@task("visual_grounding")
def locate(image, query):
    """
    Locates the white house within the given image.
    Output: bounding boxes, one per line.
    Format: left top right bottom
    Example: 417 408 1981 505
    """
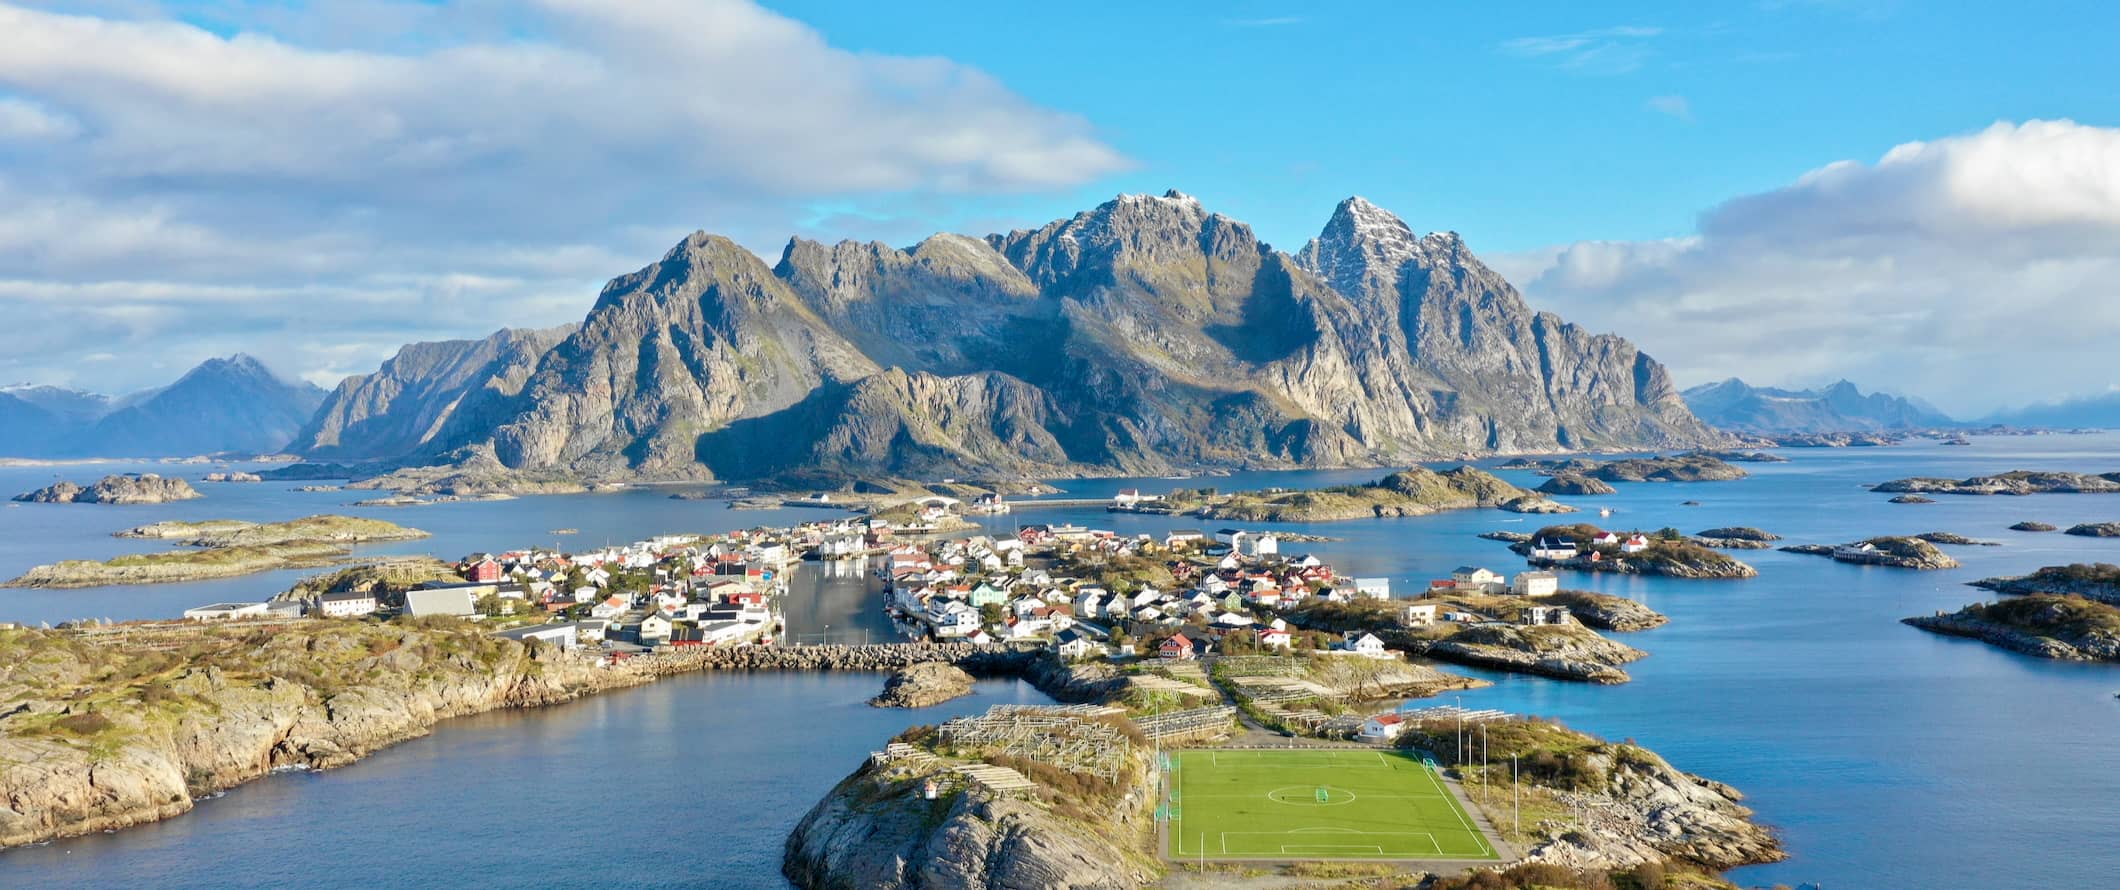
1451 567 1506 593
636 614 672 642
1529 538 1579 560
1521 605 1570 626
183 602 269 621
1339 632 1391 659
1620 534 1651 554
1512 571 1560 597
404 588 478 618
495 623 580 650
1400 603 1439 627
1359 713 1407 741
1592 532 1622 547
316 591 378 619
1258 626 1293 649
1052 628 1107 661
1354 578 1392 600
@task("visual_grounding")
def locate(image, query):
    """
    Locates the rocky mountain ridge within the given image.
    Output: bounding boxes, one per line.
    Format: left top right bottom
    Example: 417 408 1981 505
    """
296 192 1721 485
1682 378 1952 434
0 356 324 459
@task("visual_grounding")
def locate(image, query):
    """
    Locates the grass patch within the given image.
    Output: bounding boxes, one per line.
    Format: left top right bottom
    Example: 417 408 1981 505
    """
1166 749 1497 861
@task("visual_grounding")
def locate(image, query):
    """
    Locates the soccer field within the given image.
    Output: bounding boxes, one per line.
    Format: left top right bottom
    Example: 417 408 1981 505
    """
1164 749 1499 861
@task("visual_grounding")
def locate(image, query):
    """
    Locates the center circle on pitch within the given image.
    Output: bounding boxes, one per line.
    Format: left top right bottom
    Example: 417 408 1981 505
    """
1266 785 1356 807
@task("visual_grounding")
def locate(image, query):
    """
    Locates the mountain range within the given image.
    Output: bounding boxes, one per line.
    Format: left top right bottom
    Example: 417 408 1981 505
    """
290 192 1719 486
1980 391 2120 429
0 356 326 459
1680 378 1954 434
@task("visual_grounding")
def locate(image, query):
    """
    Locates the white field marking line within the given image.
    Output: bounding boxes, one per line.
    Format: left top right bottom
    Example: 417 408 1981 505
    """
1415 763 1491 857
1279 845 1385 855
1221 830 1441 856
1264 786 1357 807
1207 750 1390 769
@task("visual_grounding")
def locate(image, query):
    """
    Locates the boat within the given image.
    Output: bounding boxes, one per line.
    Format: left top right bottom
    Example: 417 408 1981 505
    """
1598 508 1613 518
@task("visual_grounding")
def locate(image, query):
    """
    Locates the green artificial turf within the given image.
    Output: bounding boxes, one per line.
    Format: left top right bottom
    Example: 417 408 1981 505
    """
1164 749 1498 861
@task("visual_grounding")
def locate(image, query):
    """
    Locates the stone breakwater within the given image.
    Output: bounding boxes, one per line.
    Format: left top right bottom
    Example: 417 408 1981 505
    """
654 643 1123 703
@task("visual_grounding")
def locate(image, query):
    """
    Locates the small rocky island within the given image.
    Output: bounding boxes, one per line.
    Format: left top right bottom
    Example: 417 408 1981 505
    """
4 515 429 588
1505 453 1749 483
1779 536 1959 570
1185 466 1526 522
13 473 202 505
1537 474 1617 496
1289 597 1654 683
1873 470 2120 496
1509 524 1759 579
2010 521 2058 532
1692 527 1781 549
1905 595 2120 662
868 662 976 708
2065 522 2120 537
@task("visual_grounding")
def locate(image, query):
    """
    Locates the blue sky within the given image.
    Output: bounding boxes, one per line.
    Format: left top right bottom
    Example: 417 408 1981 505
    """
763 0 2119 250
1 0 2116 414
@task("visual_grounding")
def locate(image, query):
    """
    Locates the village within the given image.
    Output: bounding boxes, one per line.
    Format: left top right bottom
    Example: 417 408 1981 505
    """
164 495 1578 741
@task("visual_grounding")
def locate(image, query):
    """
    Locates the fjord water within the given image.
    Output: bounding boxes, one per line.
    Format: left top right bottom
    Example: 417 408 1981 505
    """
4 436 2120 887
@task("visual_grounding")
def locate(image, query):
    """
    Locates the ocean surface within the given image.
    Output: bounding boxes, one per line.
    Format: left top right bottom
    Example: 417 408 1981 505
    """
4 436 2120 887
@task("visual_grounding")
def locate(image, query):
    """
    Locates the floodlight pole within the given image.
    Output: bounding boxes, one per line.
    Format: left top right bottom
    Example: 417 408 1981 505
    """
1512 754 1519 836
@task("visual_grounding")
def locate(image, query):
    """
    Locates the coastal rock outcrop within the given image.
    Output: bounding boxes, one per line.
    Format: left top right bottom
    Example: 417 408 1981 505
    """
1904 595 2120 662
1544 591 1670 632
1537 474 1617 496
1874 470 2120 496
1971 564 2120 606
2010 521 2057 532
13 474 201 505
2065 522 2120 537
1779 537 1959 570
1197 466 1528 522
1500 495 1576 514
1691 527 1780 550
869 662 976 708
1889 494 1935 504
1399 624 1645 684
784 767 1153 890
0 622 648 848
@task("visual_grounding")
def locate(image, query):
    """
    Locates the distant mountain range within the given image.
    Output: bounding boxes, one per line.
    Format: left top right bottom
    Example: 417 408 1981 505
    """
0 356 325 459
1681 378 1954 434
289 192 1720 486
1981 391 2120 429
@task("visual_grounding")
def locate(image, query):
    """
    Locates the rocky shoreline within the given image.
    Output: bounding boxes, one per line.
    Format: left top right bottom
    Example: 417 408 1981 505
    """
1971 566 2120 606
1779 536 1958 570
13 473 202 505
1397 624 1645 684
1904 596 2120 662
1190 466 1527 522
1545 591 1670 632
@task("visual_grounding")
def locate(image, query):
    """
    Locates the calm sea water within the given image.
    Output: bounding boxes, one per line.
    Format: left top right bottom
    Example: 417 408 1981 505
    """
4 436 2120 887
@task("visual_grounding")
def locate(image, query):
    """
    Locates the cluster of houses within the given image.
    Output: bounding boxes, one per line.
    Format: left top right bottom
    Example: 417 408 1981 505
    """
1395 566 1569 628
876 522 1405 662
1528 531 1652 562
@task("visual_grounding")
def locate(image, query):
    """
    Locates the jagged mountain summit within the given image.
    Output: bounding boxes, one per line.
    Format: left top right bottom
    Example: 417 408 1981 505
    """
0 356 325 458
1682 378 1954 434
302 192 1720 485
292 326 576 461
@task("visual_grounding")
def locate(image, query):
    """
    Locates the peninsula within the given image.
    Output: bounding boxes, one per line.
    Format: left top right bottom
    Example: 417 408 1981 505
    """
3 515 427 588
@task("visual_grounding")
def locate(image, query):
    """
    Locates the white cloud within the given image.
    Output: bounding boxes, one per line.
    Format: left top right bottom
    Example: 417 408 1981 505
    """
1500 26 1662 74
1505 119 2120 416
0 0 1130 393
1645 94 1692 121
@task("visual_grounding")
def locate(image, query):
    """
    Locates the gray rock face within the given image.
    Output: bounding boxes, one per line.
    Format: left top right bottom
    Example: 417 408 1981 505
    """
306 193 1721 483
14 474 201 504
294 326 575 461
1539 474 1617 496
869 662 976 708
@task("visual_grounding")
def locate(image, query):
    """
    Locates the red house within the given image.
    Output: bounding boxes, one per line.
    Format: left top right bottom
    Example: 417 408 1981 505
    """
469 558 503 583
1159 633 1197 660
